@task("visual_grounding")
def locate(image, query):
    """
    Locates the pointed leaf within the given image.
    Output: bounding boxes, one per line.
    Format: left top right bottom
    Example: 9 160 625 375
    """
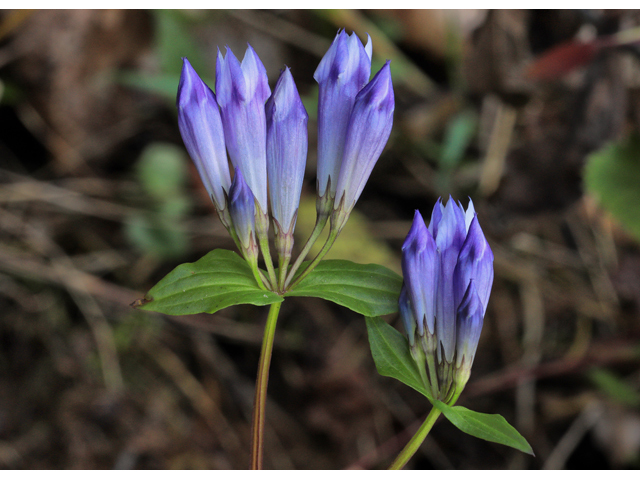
135 249 282 315
434 400 534 456
285 260 402 316
365 316 432 400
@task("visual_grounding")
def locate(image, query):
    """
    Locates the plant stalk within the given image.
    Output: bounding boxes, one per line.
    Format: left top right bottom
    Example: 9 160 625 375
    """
250 301 283 469
284 211 329 287
285 227 339 291
388 406 442 470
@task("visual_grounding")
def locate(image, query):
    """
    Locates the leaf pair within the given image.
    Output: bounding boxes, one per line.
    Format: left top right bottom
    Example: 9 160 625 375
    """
365 316 534 456
135 248 402 317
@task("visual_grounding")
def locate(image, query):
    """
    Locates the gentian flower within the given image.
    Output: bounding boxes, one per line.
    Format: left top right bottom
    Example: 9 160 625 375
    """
177 58 231 216
228 168 258 262
175 31 394 292
332 61 394 231
266 67 308 256
399 198 494 403
314 30 372 205
216 45 270 215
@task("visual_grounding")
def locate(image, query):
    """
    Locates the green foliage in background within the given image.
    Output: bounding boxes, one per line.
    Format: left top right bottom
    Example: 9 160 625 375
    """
125 142 191 259
585 133 640 242
588 367 640 408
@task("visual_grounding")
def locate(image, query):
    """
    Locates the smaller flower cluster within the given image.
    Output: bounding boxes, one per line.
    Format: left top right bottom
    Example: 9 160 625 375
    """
399 198 494 404
176 31 394 292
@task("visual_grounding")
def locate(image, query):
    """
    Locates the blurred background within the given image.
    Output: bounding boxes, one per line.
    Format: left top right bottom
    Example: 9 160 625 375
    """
1 9 640 469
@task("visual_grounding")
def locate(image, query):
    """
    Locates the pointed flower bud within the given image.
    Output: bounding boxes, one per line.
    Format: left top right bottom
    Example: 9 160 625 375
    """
228 168 256 255
266 67 308 239
176 58 231 212
432 197 468 364
332 61 394 231
314 30 372 201
399 198 494 403
455 280 484 381
399 285 417 347
401 210 438 339
216 45 270 213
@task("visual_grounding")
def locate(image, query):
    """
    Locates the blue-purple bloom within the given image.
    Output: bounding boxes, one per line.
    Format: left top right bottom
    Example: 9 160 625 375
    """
333 61 394 229
177 58 231 213
228 168 256 255
175 32 393 291
315 30 372 201
216 45 270 214
399 198 494 402
266 67 308 238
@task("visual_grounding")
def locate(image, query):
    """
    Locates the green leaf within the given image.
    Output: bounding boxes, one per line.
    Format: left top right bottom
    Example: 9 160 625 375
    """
440 109 477 170
585 133 640 242
285 261 402 316
365 318 533 455
137 142 189 200
117 71 182 101
365 316 432 399
434 400 534 456
588 367 640 408
135 249 282 315
154 9 208 76
124 212 189 259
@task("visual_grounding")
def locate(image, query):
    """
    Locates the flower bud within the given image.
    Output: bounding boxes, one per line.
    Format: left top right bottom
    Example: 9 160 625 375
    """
398 285 417 347
216 45 270 214
332 61 394 231
266 67 308 246
454 280 484 388
176 58 231 213
401 210 438 339
432 197 468 364
314 30 372 202
399 198 494 403
229 168 257 259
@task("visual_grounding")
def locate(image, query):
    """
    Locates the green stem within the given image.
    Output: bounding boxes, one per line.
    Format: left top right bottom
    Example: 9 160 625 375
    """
250 301 283 470
388 406 442 470
284 212 329 287
257 231 278 289
247 255 270 291
220 210 268 291
254 204 278 290
277 252 291 292
285 227 339 291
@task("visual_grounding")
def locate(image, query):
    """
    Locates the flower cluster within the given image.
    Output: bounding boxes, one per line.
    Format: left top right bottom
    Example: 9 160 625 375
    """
400 198 494 404
177 30 394 292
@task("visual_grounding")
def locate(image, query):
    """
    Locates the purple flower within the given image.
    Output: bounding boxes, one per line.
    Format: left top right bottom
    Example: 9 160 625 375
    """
176 58 231 212
216 45 270 214
401 210 438 342
266 67 308 237
314 30 372 201
333 61 394 229
400 198 494 402
455 280 484 383
228 168 256 254
399 285 417 347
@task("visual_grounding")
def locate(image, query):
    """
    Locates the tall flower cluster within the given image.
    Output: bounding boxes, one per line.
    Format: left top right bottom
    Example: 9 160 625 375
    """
176 30 394 292
400 198 494 404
